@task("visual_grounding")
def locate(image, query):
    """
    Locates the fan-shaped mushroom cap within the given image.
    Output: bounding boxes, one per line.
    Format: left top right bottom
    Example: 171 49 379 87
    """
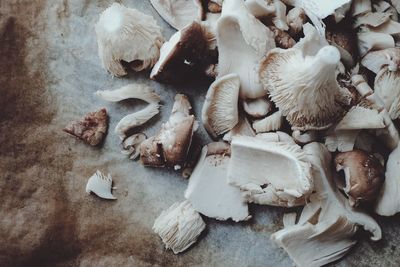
335 105 386 131
375 67 400 120
202 73 240 138
150 0 205 30
253 110 283 133
361 47 400 73
216 0 275 99
95 3 164 77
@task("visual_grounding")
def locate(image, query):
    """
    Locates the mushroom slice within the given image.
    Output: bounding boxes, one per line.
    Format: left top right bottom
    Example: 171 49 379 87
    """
351 0 372 17
335 106 386 131
361 48 400 74
335 150 385 207
217 0 275 99
353 12 391 28
121 133 147 160
96 83 161 104
202 73 240 138
253 110 283 133
357 31 394 57
375 67 400 120
115 103 160 140
63 108 108 146
243 98 272 118
256 131 295 144
185 142 250 222
271 143 381 267
150 0 205 30
260 24 345 131
140 94 196 168
325 130 360 152
150 21 216 83
153 200 206 254
85 170 116 200
223 115 256 142
227 136 313 207
95 3 164 77
287 7 306 36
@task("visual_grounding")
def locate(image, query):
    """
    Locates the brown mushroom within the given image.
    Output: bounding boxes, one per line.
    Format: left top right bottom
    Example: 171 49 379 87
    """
334 150 385 207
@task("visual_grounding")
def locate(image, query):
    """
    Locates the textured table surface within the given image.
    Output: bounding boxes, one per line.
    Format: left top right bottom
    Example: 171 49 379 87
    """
1 1 400 266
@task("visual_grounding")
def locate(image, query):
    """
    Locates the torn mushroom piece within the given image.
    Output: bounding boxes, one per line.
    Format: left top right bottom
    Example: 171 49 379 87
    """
207 0 222 13
245 0 275 20
286 7 306 37
227 136 313 207
153 200 206 254
150 21 216 83
223 115 255 142
351 0 372 17
325 130 360 152
96 83 161 104
95 3 164 77
335 150 385 207
217 0 276 99
252 110 283 133
120 133 147 160
140 94 196 169
271 143 381 267
185 142 250 222
63 108 108 146
202 73 240 139
374 67 400 120
86 170 116 200
243 97 272 118
361 47 400 74
150 0 205 30
269 26 296 49
357 31 394 57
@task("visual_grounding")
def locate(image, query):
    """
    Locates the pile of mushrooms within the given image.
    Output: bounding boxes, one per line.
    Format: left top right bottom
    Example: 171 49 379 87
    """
92 1 400 266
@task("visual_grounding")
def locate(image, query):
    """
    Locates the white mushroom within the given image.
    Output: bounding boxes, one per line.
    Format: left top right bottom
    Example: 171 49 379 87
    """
185 142 250 222
373 1 398 21
223 115 256 142
120 133 147 160
85 170 116 200
357 31 394 57
361 47 400 74
271 143 381 267
243 98 272 118
335 106 386 131
153 200 206 254
292 130 318 145
325 130 360 152
252 110 283 133
95 3 164 77
353 12 391 28
272 0 289 31
115 103 160 140
286 7 306 36
150 0 205 30
375 67 400 120
96 83 161 104
256 131 295 144
202 73 240 138
217 0 275 99
227 136 313 207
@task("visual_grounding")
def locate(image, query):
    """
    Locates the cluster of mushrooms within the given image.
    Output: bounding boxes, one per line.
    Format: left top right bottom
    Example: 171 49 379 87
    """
63 0 400 266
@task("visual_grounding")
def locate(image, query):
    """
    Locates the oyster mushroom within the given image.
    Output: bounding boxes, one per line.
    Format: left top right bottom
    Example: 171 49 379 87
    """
217 0 275 99
252 110 283 133
361 47 400 74
335 105 386 131
85 170 116 200
335 150 385 207
353 12 391 28
292 130 318 145
243 98 272 118
272 0 289 31
373 1 398 21
286 7 306 36
150 0 205 30
351 0 372 17
120 133 147 160
270 26 296 49
184 142 250 222
357 31 394 57
374 67 400 120
223 115 256 142
326 23 358 66
256 131 295 144
63 108 108 146
325 130 360 152
259 24 345 131
245 0 275 19
96 83 161 104
95 3 164 77
140 94 196 168
153 200 206 254
202 73 240 139
227 135 313 207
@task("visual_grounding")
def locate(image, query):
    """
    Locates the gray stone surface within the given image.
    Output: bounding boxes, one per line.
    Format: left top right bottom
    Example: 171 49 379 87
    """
0 0 399 266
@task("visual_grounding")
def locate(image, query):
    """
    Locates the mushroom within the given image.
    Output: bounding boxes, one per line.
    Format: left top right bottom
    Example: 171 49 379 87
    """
202 73 240 138
270 26 296 49
252 110 284 133
373 1 398 21
353 12 391 28
115 103 160 140
292 130 318 145
361 47 400 74
184 142 250 222
85 170 116 200
335 105 386 131
357 31 394 57
325 130 360 152
351 0 372 17
227 135 313 207
63 108 108 146
335 150 385 207
271 143 381 267
140 94 196 169
150 0 205 30
208 1 222 13
272 0 289 31
223 115 256 142
95 3 164 77
217 0 276 99
259 23 346 131
96 83 161 104
153 200 206 254
286 7 306 36
150 21 216 83
374 67 400 120
326 23 358 67
256 131 295 144
120 133 147 160
243 97 272 118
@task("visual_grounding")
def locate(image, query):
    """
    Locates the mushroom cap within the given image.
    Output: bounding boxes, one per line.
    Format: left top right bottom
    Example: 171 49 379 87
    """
361 47 400 74
335 150 385 207
374 67 400 120
95 3 164 76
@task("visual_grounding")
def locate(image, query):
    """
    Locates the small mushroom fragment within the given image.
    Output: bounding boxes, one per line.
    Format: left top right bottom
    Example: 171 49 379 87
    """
115 103 160 140
150 21 216 83
375 67 400 120
270 26 296 49
361 48 400 74
335 150 385 207
223 115 255 142
256 131 295 144
95 3 164 77
208 1 222 13
243 97 272 118
140 94 196 169
217 0 275 99
272 0 289 31
150 0 205 30
202 74 240 138
227 136 313 207
185 142 250 222
85 170 116 200
153 200 206 254
96 83 161 104
326 24 358 66
357 31 394 57
353 12 391 28
286 7 306 36
373 1 398 21
351 0 372 17
253 110 283 133
63 108 108 146
121 133 147 160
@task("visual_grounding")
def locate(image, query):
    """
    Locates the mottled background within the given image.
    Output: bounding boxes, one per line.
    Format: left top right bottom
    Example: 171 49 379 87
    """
0 1 399 266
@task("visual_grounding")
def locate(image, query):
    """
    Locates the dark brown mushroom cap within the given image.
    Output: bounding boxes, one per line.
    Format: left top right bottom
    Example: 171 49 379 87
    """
335 150 385 207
